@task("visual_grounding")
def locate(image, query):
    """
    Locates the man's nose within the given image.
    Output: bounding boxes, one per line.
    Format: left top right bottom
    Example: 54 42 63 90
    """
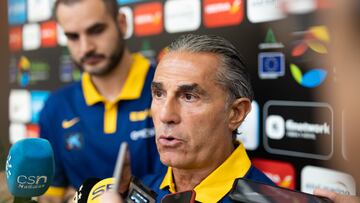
79 36 95 55
159 98 181 125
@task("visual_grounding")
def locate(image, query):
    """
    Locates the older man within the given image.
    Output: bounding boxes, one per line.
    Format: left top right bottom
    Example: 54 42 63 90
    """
140 34 273 202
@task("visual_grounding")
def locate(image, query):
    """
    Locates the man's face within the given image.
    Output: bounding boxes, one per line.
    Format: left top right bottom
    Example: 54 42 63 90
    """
151 52 235 170
56 0 124 76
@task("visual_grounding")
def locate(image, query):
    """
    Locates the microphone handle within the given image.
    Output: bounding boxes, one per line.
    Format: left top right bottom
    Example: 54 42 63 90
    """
13 197 38 203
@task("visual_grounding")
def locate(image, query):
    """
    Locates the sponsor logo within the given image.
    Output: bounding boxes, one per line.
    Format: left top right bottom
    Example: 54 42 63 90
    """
16 56 31 87
301 165 356 195
8 0 26 25
258 52 285 79
290 26 329 88
41 21 57 48
30 91 50 123
65 132 84 150
62 117 80 129
27 0 53 22
259 28 284 50
164 0 201 33
290 64 327 88
263 100 333 160
9 123 27 144
237 101 259 150
120 7 133 39
265 115 285 140
252 158 296 189
134 2 163 36
23 24 41 50
26 124 40 138
130 128 155 141
247 0 286 23
9 27 23 51
129 109 151 122
9 89 32 123
13 56 50 86
203 0 243 28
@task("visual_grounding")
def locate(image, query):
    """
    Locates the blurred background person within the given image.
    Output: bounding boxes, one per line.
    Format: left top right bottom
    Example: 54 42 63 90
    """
38 0 164 202
315 0 360 202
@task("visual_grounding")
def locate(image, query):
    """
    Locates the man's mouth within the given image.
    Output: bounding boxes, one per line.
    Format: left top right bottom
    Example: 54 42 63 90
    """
82 55 105 65
157 135 183 147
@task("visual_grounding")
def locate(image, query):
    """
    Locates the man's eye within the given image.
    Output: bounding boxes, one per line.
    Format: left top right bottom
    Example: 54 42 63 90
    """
183 93 197 101
90 26 105 35
65 34 79 41
152 90 163 98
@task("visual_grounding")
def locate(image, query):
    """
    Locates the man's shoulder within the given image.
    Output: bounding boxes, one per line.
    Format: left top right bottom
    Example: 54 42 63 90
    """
47 81 82 102
42 81 82 112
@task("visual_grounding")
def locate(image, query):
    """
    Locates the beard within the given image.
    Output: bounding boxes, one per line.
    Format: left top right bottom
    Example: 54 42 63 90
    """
74 32 125 77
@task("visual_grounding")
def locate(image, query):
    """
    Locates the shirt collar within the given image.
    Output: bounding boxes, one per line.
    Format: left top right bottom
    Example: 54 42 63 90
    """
82 53 151 106
159 143 251 202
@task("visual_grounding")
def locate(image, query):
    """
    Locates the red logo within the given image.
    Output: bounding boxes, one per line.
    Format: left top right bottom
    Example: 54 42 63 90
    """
134 2 163 36
252 158 296 189
203 0 243 28
26 124 40 138
41 21 57 48
9 27 22 51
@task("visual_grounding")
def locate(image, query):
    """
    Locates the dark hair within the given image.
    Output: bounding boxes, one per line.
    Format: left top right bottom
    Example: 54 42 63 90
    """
53 0 119 21
167 34 254 140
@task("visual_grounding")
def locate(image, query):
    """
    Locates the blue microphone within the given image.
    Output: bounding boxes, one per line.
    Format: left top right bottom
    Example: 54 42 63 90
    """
5 138 55 202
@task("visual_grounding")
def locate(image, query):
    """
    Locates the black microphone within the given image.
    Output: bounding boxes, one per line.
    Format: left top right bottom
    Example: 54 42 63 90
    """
74 178 101 203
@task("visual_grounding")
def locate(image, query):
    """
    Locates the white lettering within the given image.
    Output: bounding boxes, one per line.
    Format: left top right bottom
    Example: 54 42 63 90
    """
286 119 330 134
17 175 48 185
130 128 155 141
205 3 231 14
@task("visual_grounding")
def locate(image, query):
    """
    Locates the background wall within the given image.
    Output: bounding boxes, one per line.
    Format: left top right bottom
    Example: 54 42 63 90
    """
2 0 356 198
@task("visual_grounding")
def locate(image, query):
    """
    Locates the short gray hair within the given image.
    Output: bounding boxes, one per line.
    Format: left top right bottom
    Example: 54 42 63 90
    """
167 34 254 103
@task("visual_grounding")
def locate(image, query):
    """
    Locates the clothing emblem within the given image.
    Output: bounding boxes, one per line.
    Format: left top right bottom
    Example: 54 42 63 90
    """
65 132 83 150
129 109 151 122
62 117 80 129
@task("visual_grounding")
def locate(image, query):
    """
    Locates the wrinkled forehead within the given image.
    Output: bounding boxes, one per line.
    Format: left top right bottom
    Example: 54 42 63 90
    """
153 51 223 92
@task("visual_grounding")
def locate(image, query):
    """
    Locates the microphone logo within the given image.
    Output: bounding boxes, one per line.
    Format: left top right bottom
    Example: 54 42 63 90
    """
16 175 48 189
6 155 13 179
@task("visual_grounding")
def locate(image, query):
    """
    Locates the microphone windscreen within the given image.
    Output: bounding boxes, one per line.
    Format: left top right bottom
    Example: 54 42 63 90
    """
87 178 114 203
77 178 101 203
6 138 55 197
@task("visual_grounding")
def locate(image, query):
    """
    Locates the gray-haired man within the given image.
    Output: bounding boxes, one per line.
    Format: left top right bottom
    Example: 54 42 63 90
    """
142 34 274 202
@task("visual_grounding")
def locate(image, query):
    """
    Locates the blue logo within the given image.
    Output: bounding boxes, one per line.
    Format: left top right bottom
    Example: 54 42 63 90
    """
31 91 50 123
258 52 285 79
290 64 327 88
8 0 26 25
65 133 84 150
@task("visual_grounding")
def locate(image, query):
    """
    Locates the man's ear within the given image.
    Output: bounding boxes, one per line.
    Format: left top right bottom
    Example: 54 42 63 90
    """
228 98 252 131
117 12 127 37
